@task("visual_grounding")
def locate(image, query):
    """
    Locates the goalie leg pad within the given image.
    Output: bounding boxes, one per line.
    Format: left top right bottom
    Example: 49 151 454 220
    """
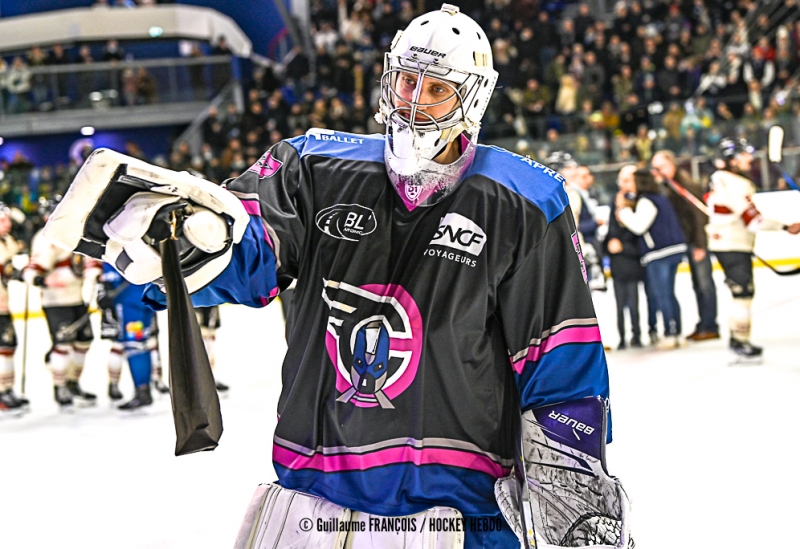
234 483 465 549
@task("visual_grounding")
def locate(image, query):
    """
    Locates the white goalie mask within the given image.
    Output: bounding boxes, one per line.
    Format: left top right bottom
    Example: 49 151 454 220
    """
376 4 498 210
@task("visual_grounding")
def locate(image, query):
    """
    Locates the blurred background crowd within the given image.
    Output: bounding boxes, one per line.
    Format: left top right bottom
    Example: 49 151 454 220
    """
3 0 800 242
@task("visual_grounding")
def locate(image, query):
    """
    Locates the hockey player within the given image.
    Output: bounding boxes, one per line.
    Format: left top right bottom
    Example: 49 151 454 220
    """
44 6 630 548
24 198 100 409
0 204 28 414
194 305 228 393
97 263 126 401
563 158 607 292
99 264 155 411
148 315 169 394
706 137 800 359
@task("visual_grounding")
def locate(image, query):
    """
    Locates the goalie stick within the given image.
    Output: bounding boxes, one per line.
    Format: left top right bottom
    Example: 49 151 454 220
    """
767 125 800 192
652 167 800 277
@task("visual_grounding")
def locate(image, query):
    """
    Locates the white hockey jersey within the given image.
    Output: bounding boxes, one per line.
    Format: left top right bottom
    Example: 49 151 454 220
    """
25 230 94 307
706 169 784 252
0 234 21 314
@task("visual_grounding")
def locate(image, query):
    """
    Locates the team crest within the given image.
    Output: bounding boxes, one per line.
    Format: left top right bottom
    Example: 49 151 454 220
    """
405 183 422 201
247 150 283 179
323 280 423 409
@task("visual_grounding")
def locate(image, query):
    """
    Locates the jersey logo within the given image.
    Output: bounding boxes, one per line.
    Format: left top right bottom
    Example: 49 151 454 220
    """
429 213 486 256
247 151 283 179
316 204 377 242
571 231 588 284
323 280 423 409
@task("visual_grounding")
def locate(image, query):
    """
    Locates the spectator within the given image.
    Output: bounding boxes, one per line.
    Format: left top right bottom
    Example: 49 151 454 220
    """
651 150 719 341
135 67 157 104
555 73 580 117
45 44 71 104
6 57 32 114
616 167 687 349
633 125 653 163
605 171 644 350
0 59 9 112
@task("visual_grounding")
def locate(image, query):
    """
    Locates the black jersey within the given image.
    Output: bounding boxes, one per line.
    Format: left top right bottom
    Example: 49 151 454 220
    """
147 129 610 521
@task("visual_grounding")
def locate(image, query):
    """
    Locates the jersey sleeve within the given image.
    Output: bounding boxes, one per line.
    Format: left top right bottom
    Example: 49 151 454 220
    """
498 206 611 437
144 137 309 309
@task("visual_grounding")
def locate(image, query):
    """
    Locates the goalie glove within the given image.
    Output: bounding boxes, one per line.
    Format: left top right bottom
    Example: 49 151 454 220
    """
41 148 249 293
495 397 632 548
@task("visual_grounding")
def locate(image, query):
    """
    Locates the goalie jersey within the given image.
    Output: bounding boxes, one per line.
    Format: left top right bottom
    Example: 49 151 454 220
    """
146 130 611 520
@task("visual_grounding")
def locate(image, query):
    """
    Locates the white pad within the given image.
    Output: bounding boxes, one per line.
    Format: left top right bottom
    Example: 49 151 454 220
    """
235 483 464 549
183 207 228 253
104 192 181 243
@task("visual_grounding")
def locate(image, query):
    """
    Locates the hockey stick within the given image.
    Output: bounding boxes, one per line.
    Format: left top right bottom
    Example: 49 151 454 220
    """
653 168 800 276
159 213 222 455
19 279 29 396
767 125 800 192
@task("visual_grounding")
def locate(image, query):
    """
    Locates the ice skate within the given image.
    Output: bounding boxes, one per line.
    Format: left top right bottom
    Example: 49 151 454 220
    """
729 338 763 366
66 380 97 407
54 385 74 412
152 378 170 395
656 335 687 350
3 389 29 412
0 389 25 417
118 384 153 413
108 382 123 401
215 380 229 397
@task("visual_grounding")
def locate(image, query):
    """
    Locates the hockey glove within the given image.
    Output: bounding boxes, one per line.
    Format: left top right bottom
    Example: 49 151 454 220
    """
496 397 632 548
41 148 249 293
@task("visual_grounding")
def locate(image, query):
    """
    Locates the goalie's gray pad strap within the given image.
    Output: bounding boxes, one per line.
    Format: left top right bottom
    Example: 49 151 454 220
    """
235 483 465 549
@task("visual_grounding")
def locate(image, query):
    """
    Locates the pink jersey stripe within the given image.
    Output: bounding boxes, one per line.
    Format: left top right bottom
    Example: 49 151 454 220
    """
241 200 261 216
511 326 602 374
273 443 510 478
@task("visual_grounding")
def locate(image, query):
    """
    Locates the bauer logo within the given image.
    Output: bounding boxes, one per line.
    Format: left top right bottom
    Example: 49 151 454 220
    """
316 204 377 242
429 213 486 256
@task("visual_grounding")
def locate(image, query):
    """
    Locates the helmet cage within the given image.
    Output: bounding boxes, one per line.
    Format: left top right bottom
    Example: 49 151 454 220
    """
380 52 487 138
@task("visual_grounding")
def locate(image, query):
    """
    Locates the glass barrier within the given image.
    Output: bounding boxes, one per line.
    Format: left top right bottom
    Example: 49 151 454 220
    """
0 55 234 116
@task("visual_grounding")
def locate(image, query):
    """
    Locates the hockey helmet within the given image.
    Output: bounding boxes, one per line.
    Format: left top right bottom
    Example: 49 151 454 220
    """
376 4 498 210
545 151 579 173
717 137 754 162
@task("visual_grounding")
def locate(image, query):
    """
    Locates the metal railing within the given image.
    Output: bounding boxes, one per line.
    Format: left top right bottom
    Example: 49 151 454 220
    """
0 55 236 117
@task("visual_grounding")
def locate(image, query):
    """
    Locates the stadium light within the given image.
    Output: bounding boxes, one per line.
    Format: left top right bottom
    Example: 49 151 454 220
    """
81 126 95 136
149 26 164 37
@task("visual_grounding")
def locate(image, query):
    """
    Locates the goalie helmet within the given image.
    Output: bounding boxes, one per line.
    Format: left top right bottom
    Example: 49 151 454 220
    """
376 4 498 209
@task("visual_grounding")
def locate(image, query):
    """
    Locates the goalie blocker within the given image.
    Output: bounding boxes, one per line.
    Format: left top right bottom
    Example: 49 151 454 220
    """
42 148 249 292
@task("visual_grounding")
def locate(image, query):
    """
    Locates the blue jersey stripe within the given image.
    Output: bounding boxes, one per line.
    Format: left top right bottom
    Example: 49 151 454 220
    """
276 462 503 517
143 216 278 310
298 130 385 163
467 145 570 223
514 342 611 440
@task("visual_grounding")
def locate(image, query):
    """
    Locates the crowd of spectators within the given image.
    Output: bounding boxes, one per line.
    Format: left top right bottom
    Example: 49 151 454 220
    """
8 1 800 201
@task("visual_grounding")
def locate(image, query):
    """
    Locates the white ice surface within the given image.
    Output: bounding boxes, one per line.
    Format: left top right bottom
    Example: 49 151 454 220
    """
1 267 798 549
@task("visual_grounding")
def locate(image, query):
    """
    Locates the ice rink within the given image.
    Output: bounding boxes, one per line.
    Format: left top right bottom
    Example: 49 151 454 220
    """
1 263 798 549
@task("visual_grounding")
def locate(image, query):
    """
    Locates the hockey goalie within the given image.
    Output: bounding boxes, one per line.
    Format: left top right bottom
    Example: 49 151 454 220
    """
42 5 631 548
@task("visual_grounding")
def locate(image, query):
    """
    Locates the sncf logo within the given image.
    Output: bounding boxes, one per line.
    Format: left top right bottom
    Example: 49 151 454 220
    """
429 213 486 256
